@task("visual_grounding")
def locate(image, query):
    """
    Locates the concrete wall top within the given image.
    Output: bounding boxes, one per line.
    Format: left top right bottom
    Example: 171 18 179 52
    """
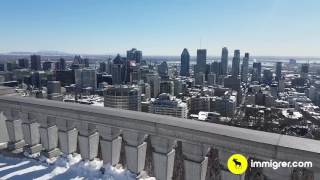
1 95 320 166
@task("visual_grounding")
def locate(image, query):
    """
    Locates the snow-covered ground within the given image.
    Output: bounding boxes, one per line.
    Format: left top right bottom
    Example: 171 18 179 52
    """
0 153 155 180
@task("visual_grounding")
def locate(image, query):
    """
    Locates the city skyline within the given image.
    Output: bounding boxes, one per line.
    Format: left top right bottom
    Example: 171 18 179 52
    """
0 0 320 56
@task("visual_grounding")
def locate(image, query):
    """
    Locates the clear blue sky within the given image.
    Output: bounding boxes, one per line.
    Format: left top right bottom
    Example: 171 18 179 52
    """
0 0 319 56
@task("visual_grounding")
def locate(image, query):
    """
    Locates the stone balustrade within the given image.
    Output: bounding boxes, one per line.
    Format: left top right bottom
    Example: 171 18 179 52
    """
0 95 320 180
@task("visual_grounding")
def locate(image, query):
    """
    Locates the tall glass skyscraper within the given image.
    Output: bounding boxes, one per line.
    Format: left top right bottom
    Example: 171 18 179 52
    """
221 47 228 75
231 49 240 77
275 62 282 81
241 52 249 82
196 49 207 74
180 48 190 77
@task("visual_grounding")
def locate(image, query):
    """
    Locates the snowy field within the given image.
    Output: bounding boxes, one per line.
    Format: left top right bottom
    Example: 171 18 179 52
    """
0 153 155 180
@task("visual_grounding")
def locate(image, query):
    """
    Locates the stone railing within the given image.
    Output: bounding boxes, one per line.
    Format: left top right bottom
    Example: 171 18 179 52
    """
0 94 320 180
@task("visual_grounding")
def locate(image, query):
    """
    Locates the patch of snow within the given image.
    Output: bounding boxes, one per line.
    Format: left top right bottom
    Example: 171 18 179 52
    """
0 153 156 180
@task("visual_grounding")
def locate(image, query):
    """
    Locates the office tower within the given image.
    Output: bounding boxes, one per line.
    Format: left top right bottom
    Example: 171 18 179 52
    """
224 76 242 104
83 58 90 67
106 58 112 74
263 69 273 85
71 55 87 69
104 85 141 111
31 71 45 89
211 61 221 75
6 62 17 71
126 60 140 84
221 47 228 75
231 50 240 77
30 55 42 71
160 80 174 95
139 82 151 100
111 55 126 85
99 62 107 72
43 61 53 71
127 48 142 63
18 58 29 69
196 49 207 73
146 73 161 98
210 95 237 117
149 93 188 118
241 53 249 82
252 62 262 82
195 72 205 86
180 48 190 77
73 55 82 66
207 73 216 86
174 78 183 96
55 70 75 86
224 76 241 92
158 61 169 79
0 64 5 71
301 63 309 79
75 69 97 91
56 58 67 71
190 95 211 114
275 62 282 81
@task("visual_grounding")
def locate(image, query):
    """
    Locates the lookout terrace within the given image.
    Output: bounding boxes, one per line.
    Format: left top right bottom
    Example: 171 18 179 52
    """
0 87 319 180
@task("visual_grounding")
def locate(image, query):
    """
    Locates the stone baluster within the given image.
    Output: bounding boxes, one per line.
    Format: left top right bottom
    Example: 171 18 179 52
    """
56 118 78 155
77 122 99 160
21 112 42 154
97 126 122 166
181 142 209 180
150 136 176 180
39 115 60 158
122 130 148 174
4 109 25 152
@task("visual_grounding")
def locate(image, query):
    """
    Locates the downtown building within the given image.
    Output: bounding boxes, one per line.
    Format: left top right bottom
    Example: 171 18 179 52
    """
127 48 142 64
231 49 240 77
74 68 97 92
252 62 262 82
149 93 188 118
220 47 228 75
180 48 190 76
241 52 250 82
30 55 42 71
210 95 237 117
104 85 141 111
196 49 207 74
